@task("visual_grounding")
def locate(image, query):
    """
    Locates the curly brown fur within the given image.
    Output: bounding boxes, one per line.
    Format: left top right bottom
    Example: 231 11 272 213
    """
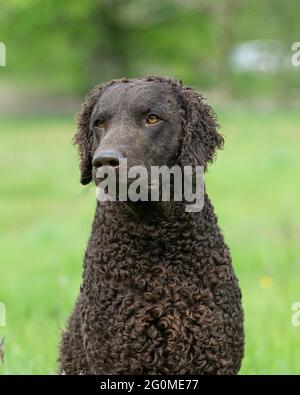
59 76 244 374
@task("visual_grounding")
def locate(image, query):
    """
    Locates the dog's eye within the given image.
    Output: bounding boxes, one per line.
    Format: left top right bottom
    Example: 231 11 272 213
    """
94 119 106 128
146 114 160 125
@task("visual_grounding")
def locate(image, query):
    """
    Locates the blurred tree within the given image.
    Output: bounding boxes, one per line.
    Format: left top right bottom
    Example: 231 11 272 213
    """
0 0 299 102
0 0 220 93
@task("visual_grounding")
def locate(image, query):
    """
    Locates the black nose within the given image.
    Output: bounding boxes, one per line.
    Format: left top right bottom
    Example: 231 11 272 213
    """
92 149 123 168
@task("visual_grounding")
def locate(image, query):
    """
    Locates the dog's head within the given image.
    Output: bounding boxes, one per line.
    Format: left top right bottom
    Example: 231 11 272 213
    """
74 76 224 186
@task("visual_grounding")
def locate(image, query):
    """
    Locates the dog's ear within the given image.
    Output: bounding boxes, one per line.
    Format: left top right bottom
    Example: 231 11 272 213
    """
178 87 224 169
73 85 104 185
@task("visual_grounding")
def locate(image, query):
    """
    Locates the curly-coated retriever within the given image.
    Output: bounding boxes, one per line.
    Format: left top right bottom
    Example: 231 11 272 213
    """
59 76 244 374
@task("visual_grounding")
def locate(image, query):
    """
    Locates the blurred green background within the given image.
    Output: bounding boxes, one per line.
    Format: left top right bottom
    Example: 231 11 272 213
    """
0 0 299 374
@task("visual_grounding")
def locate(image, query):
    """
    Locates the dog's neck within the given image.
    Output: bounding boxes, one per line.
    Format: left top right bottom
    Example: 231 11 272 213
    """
88 196 221 273
94 194 215 233
117 201 185 224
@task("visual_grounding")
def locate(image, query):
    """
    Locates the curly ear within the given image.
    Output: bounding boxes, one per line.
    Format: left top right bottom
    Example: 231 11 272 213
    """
178 87 224 169
73 86 101 185
73 84 105 185
74 79 128 184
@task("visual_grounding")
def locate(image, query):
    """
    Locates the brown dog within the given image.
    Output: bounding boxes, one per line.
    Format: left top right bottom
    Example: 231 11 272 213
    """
59 76 244 374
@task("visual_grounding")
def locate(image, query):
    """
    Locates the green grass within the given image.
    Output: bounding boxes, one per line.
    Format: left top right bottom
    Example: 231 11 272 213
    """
0 109 299 374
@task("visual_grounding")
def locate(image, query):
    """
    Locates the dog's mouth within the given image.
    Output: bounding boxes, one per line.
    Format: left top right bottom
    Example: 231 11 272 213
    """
94 161 203 210
95 166 149 196
94 167 179 204
94 165 119 185
94 166 143 186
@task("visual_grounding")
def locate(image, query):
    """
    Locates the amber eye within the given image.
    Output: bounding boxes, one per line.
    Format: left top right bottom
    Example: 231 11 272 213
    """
95 119 106 128
146 114 160 125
